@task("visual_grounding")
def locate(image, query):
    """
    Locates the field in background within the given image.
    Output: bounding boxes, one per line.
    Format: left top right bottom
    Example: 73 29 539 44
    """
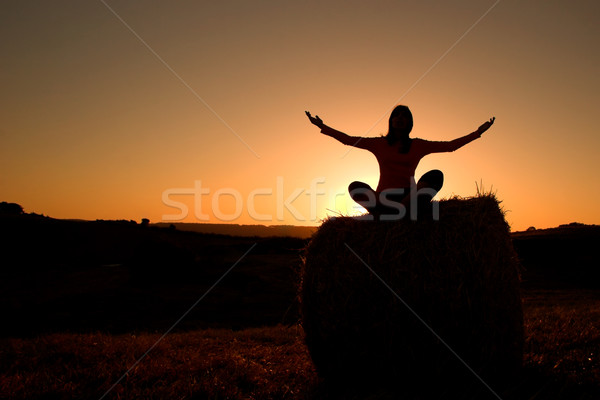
1 288 599 399
153 222 316 239
1 215 599 398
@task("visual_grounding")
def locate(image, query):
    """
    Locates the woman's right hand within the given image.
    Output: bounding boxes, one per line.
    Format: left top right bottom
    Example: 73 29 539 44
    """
476 117 496 136
305 111 324 129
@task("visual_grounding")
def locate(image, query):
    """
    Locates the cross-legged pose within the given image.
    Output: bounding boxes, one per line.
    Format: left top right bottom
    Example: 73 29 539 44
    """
306 105 495 220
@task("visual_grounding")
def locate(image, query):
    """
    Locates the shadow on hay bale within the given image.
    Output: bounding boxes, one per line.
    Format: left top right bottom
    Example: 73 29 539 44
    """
301 195 523 397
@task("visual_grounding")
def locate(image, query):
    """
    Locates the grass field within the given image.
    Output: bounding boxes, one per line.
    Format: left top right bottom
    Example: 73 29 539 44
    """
1 216 599 399
1 287 599 399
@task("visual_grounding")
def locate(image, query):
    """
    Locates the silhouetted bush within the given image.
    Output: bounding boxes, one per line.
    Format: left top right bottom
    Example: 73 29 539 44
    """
0 202 24 215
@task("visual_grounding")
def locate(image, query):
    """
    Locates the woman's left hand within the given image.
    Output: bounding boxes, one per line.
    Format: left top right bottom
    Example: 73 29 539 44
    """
477 117 495 135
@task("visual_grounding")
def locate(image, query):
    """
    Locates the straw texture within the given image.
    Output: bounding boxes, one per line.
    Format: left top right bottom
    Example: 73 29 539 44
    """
301 195 523 392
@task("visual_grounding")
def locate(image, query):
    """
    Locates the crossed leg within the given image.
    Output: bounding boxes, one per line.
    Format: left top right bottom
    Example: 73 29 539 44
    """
348 169 444 220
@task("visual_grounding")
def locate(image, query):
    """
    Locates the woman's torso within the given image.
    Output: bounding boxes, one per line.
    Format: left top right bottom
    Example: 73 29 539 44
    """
362 137 428 191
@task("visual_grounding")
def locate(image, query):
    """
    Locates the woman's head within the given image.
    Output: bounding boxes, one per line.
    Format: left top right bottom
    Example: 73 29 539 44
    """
386 105 413 151
389 105 413 136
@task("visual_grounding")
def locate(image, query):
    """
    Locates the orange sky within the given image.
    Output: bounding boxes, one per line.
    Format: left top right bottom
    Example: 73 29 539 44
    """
1 1 599 231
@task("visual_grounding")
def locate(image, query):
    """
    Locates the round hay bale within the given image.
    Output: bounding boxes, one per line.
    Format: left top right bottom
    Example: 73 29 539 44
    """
301 195 523 394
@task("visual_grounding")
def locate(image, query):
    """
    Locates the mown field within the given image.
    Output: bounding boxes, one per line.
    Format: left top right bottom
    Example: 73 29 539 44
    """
1 215 599 399
1 288 599 399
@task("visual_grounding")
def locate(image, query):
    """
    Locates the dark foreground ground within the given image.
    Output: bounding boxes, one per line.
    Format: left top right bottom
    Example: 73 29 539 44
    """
0 215 599 399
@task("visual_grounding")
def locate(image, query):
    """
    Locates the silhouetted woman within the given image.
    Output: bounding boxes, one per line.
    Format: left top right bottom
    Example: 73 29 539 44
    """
306 105 495 220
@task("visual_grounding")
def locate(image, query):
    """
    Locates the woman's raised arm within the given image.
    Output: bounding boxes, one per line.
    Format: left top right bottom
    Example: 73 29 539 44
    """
305 111 363 146
425 117 495 153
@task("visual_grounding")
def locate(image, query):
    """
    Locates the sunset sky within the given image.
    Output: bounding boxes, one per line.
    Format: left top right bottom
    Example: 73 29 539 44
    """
1 1 599 231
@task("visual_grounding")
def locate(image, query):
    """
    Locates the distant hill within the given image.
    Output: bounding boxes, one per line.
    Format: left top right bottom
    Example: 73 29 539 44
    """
511 223 600 288
154 222 317 238
512 222 600 238
0 212 310 336
1 210 599 336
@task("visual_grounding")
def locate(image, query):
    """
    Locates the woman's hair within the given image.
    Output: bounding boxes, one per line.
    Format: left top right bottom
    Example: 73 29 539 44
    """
385 105 413 153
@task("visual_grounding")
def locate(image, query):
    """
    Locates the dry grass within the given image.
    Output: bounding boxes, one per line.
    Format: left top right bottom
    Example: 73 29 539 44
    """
522 289 600 386
0 325 317 400
0 292 599 399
